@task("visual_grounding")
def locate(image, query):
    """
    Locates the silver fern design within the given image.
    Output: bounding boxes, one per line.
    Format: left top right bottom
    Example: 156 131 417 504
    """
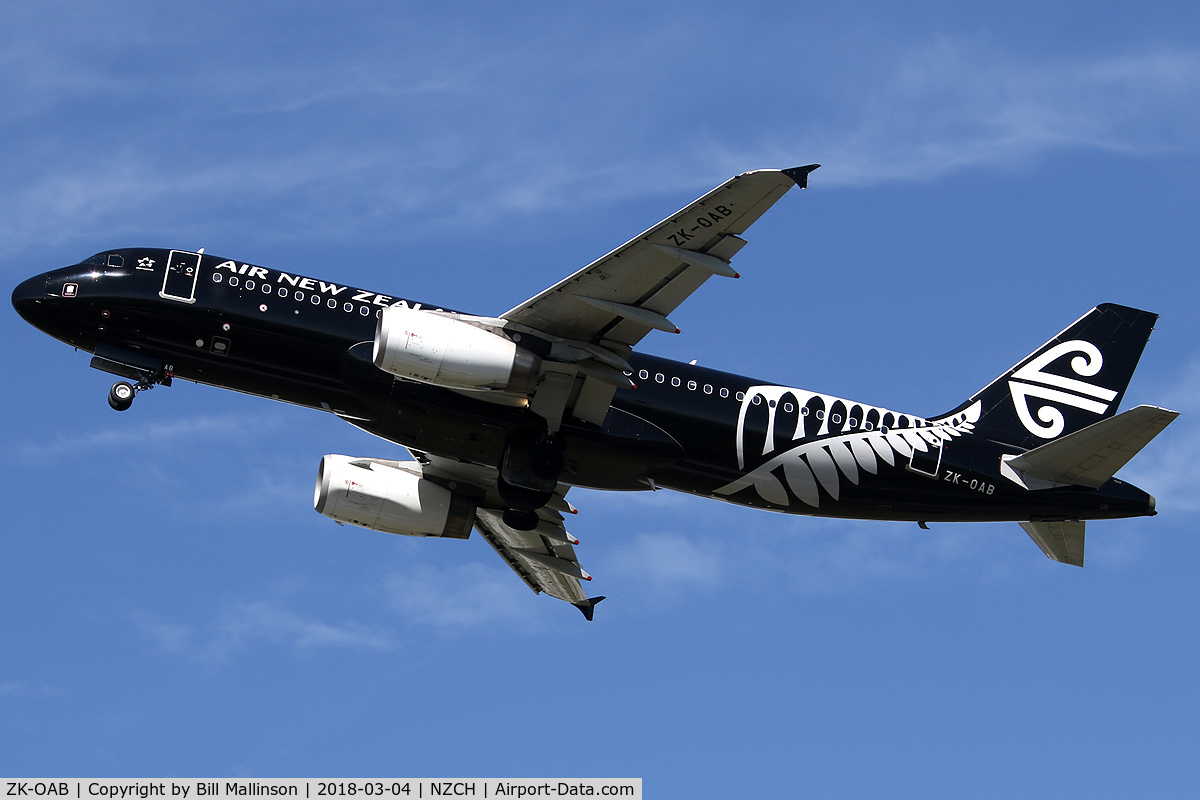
715 384 981 508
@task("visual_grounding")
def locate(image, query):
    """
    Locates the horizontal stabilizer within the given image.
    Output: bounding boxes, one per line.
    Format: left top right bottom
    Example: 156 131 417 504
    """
1002 405 1178 489
1020 520 1086 567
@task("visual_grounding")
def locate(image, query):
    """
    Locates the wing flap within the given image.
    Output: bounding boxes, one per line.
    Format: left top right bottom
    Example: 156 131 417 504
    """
474 507 591 604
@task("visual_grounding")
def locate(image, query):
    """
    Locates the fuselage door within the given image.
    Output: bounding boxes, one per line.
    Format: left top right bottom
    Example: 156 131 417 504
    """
907 434 944 478
160 251 201 304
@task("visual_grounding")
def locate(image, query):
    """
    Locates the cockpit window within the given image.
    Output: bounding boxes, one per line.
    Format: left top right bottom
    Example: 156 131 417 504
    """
83 252 125 267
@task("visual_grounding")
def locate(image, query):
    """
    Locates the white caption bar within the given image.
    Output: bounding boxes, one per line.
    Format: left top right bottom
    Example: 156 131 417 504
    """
1 781 641 800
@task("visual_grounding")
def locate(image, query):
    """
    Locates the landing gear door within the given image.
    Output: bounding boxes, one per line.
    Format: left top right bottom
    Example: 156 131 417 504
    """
160 251 201 303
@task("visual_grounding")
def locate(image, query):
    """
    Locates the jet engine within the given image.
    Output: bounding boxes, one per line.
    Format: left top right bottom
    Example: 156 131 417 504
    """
373 306 541 394
314 454 476 538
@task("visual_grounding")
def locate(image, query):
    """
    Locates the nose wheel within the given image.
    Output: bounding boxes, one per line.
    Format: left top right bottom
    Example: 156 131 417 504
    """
99 362 174 412
108 381 135 411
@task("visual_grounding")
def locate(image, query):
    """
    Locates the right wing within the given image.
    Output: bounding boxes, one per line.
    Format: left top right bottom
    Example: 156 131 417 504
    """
500 165 819 430
502 165 819 350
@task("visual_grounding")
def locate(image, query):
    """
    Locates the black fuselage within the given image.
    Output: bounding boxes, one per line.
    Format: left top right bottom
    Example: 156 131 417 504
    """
12 248 1155 524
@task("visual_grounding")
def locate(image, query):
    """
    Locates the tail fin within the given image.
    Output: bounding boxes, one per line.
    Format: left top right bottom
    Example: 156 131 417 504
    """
943 304 1158 449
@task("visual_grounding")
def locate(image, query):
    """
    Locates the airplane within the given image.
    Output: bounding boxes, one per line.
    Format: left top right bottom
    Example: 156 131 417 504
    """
11 165 1178 620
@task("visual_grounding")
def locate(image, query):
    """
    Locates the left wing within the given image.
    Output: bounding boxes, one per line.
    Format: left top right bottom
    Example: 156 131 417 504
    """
475 508 604 621
413 451 605 620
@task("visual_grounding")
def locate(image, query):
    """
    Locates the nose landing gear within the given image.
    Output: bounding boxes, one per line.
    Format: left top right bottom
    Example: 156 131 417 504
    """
101 366 173 412
107 381 135 411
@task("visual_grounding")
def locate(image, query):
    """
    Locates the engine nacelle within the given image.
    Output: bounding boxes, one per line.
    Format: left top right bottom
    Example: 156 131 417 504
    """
373 306 541 394
314 454 476 539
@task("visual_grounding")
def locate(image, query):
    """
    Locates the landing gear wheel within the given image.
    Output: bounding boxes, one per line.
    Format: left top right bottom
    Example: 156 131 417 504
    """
108 381 135 411
528 435 566 483
503 509 541 531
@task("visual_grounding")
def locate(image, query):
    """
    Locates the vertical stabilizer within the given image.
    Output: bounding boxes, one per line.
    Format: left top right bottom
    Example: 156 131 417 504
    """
943 304 1157 449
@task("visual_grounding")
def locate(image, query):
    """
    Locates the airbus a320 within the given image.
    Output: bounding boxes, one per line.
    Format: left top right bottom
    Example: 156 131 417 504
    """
12 166 1177 619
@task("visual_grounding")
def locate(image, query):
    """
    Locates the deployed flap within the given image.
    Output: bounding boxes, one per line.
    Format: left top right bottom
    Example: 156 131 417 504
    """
502 167 817 348
1004 405 1178 489
1020 520 1086 567
474 507 591 605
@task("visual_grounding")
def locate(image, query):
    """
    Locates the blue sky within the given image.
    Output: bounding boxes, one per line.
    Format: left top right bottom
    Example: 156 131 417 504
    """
3 1 1200 795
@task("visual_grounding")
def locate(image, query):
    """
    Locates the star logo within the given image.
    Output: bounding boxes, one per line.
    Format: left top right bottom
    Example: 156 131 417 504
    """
137 257 155 270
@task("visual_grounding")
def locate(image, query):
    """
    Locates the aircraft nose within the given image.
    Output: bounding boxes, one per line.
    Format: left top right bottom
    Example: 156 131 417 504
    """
11 273 48 321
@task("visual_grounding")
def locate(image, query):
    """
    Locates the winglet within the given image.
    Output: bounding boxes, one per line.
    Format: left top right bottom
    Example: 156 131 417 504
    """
782 164 821 189
573 596 606 621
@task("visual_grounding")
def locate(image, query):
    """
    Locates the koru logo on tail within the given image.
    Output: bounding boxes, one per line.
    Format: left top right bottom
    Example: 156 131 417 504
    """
1008 340 1117 438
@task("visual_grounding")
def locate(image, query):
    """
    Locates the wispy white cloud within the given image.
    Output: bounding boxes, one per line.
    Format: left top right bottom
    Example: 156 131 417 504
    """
591 508 1026 609
138 599 393 663
0 680 68 699
384 562 546 631
4 10 1199 266
9 413 283 463
717 42 1200 186
1120 361 1200 514
606 533 722 596
741 519 1021 593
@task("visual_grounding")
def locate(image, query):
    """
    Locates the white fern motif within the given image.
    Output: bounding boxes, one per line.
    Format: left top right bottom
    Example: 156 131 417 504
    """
714 384 981 509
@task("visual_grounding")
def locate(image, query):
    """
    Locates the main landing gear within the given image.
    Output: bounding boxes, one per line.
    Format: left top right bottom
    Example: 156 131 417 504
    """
498 431 566 530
